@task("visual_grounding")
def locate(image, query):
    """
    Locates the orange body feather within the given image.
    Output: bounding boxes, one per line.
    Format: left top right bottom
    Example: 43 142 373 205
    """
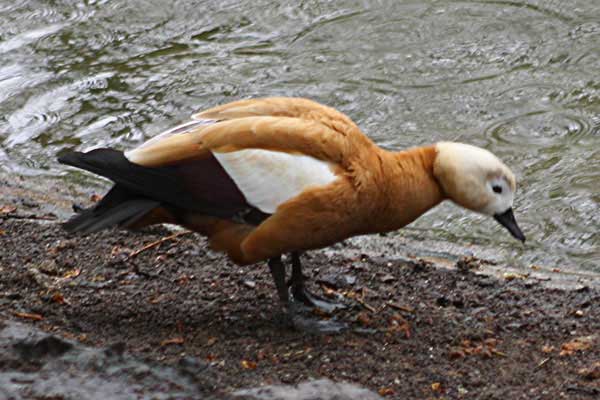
123 97 446 265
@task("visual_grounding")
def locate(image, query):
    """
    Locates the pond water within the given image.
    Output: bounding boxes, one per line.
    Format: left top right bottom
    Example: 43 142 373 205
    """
1 0 598 271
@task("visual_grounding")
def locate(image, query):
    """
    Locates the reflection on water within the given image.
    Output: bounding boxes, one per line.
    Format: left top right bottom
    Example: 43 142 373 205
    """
0 0 598 271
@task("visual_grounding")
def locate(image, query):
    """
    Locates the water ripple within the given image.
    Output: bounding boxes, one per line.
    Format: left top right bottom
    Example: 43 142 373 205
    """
484 111 591 146
5 73 113 146
0 23 65 54
0 64 53 104
458 0 578 23
0 0 28 13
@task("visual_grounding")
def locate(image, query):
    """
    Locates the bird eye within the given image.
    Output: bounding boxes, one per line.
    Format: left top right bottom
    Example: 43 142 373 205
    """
492 185 503 194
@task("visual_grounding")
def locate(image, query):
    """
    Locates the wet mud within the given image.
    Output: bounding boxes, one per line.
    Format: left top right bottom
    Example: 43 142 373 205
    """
1 214 599 399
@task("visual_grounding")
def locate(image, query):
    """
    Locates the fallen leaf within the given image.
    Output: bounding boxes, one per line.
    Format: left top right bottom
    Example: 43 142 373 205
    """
490 349 507 357
62 269 81 279
149 294 165 304
578 362 600 380
91 274 105 282
0 205 17 214
60 331 78 340
160 337 184 346
111 246 129 258
206 354 218 362
312 307 332 317
241 360 257 369
450 338 503 359
320 284 337 297
503 272 526 281
378 387 395 396
387 313 411 338
206 337 218 346
356 312 371 327
449 348 465 359
13 312 43 321
51 292 65 304
90 194 102 202
431 382 442 392
560 336 596 356
48 240 76 255
541 345 555 354
0 229 6 235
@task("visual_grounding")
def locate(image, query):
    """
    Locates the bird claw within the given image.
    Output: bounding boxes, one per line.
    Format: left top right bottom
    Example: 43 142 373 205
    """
290 313 348 334
290 285 347 314
281 300 347 334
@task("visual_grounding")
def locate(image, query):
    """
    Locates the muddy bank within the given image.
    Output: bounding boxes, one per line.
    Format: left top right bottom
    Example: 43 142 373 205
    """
1 212 599 399
0 319 226 400
0 320 381 400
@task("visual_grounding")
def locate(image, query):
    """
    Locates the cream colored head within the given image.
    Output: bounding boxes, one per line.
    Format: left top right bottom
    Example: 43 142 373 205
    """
434 142 525 242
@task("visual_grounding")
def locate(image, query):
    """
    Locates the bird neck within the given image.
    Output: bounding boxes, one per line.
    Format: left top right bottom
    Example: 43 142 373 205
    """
371 144 446 232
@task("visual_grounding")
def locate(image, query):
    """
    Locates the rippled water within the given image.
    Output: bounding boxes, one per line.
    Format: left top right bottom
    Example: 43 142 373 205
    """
1 0 598 271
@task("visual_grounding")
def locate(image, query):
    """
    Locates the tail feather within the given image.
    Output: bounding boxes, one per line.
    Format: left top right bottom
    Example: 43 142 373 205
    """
63 184 160 234
59 149 184 233
58 149 189 209
58 148 224 213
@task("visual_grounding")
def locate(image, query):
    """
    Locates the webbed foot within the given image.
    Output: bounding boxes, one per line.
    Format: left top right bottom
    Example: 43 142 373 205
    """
267 253 348 334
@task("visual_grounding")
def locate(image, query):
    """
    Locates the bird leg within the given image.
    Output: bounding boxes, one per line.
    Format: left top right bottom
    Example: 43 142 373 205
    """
289 252 346 313
288 251 307 287
267 254 347 333
267 256 290 306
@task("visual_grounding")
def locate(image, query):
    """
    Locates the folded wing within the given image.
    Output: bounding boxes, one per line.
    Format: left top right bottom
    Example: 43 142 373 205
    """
60 97 359 245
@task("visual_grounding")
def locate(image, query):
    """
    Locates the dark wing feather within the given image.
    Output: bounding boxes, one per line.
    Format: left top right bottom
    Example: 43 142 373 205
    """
58 148 269 233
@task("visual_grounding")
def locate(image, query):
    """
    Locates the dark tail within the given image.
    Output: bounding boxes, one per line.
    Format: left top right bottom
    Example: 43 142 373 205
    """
63 185 160 234
58 149 166 234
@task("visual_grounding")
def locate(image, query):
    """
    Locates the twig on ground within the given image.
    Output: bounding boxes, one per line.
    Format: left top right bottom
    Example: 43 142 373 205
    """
565 385 600 396
1 214 57 221
13 312 43 321
387 302 415 313
127 231 192 259
536 357 551 369
356 296 377 313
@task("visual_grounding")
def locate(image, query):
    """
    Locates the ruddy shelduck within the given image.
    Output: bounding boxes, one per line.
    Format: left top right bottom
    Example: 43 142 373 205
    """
59 97 525 315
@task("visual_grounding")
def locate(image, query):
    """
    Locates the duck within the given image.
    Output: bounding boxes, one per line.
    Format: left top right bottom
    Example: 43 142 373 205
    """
58 97 525 316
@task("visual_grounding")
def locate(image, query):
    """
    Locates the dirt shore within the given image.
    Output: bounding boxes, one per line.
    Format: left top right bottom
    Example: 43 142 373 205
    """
1 187 599 399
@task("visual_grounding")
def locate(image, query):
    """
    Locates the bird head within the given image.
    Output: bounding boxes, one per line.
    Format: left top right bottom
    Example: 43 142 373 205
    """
434 142 525 242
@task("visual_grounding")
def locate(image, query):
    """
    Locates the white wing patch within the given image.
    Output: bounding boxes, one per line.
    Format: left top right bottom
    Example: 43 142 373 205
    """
213 149 338 214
